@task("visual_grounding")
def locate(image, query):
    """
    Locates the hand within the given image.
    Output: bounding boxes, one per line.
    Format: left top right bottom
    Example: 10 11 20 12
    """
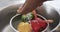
17 0 47 14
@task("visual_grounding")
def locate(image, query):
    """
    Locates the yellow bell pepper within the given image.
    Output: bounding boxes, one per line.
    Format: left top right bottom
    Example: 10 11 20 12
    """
17 22 32 32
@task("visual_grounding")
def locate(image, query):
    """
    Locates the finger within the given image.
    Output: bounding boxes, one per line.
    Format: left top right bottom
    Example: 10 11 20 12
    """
17 7 22 14
46 20 53 23
17 10 20 14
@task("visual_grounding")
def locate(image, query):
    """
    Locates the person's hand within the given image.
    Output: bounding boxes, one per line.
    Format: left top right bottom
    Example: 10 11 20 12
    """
17 0 47 14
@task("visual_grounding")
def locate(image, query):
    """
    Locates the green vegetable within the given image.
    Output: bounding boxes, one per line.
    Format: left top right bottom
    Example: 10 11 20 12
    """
21 15 27 22
27 12 34 20
21 12 34 22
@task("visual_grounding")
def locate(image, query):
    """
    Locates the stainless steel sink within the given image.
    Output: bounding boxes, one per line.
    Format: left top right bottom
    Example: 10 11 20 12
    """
0 1 60 32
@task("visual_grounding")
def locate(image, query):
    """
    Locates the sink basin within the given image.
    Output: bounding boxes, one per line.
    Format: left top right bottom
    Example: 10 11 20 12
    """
0 2 59 32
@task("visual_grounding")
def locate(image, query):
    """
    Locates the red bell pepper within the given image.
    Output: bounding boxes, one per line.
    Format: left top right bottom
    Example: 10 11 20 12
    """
30 18 47 32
